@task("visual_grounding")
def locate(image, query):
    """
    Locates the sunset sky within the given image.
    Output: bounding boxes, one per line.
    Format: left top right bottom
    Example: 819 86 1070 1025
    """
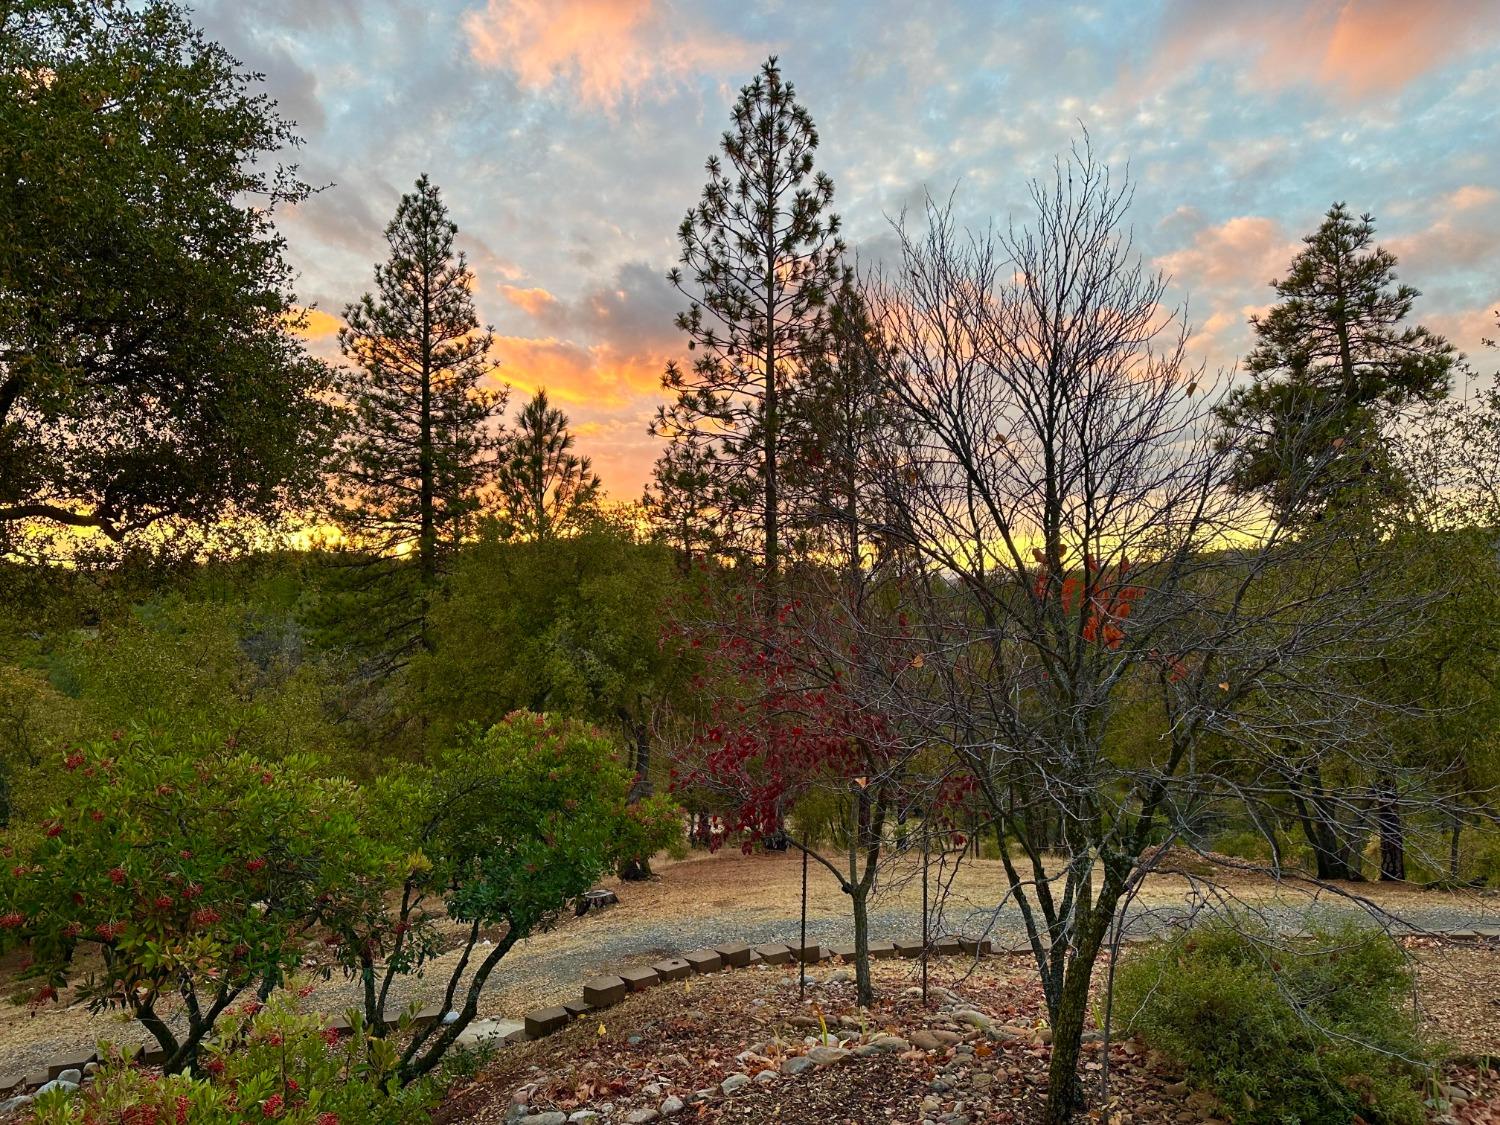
200 0 1500 499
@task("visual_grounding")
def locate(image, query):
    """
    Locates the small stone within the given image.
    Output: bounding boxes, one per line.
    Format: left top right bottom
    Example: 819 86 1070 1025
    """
1037 1028 1053 1044
660 1096 684 1116
529 1113 567 1125
781 1056 814 1076
1164 1081 1189 1098
624 1111 659 1124
568 1113 598 1123
56 1070 82 1086
825 969 851 984
721 1073 751 1095
0 1098 33 1114
869 1035 910 1052
931 1029 962 1045
969 1073 993 1090
911 1030 942 1051
807 1045 850 1066
753 1070 776 1084
627 1034 643 1046
35 1080 79 1096
954 1010 991 1030
642 1083 663 1098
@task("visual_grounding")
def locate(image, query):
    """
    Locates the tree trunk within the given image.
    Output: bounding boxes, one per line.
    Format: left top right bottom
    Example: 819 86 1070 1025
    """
418 275 436 591
1449 814 1463 882
1289 765 1363 881
619 716 654 880
851 882 873 1009
1042 897 1116 1125
1376 782 1405 882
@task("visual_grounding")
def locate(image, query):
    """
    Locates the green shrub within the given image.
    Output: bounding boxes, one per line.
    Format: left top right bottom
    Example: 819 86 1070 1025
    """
335 711 683 1084
1113 918 1431 1125
0 726 392 1072
32 994 437 1124
1464 824 1500 887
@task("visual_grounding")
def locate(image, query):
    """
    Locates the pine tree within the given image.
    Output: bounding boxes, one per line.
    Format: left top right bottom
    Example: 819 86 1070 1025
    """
782 279 899 579
331 174 506 662
1218 204 1459 884
1217 203 1457 522
495 389 601 540
649 56 848 606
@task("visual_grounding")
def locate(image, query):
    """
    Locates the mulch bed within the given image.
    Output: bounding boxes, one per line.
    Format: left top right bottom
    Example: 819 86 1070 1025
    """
438 953 1500 1125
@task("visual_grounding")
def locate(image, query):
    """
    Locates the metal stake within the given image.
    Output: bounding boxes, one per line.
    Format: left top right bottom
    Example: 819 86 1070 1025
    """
921 809 929 1006
799 842 809 1000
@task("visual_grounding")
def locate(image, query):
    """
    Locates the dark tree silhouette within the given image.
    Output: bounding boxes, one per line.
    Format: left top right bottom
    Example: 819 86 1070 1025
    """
650 55 848 608
331 175 506 663
0 0 334 551
1217 203 1457 523
496 389 601 540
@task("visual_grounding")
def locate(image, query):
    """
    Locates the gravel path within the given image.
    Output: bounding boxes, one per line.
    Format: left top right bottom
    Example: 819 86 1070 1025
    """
1 851 1494 1082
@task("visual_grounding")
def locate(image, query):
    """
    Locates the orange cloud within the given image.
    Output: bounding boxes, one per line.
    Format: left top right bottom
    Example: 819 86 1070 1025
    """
1423 303 1500 357
1447 185 1500 212
1156 216 1299 291
502 285 562 319
287 306 344 341
492 333 673 495
1143 0 1495 102
1320 0 1490 100
495 334 666 410
462 0 759 110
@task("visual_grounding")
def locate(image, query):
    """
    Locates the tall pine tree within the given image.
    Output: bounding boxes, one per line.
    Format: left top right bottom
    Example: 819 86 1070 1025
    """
649 56 848 606
1218 204 1459 883
495 388 601 540
331 175 506 664
1217 203 1456 522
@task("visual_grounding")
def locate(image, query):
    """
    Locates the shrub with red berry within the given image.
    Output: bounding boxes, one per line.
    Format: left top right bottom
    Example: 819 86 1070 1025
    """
0 727 393 1073
29 993 436 1125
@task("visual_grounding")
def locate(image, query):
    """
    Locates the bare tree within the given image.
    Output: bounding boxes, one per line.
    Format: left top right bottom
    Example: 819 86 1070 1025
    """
852 142 1429 1124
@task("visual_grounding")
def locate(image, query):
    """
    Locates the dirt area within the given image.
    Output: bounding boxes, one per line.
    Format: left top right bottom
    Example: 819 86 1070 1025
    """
440 951 1500 1125
0 849 1495 1081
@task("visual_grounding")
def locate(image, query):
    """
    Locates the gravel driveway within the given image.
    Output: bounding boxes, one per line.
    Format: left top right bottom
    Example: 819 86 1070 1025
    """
1 851 1494 1082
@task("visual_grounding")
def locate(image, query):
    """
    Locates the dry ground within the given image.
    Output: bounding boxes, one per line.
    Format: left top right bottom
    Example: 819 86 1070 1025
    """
439 951 1500 1125
0 848 1495 1083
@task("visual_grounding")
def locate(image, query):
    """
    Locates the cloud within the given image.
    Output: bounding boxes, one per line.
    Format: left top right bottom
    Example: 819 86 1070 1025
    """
1447 185 1500 212
1387 189 1500 277
1319 0 1492 100
461 0 760 110
495 334 666 407
491 333 672 495
1142 0 1497 103
1423 303 1500 359
1155 215 1299 292
502 285 563 320
289 307 345 341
